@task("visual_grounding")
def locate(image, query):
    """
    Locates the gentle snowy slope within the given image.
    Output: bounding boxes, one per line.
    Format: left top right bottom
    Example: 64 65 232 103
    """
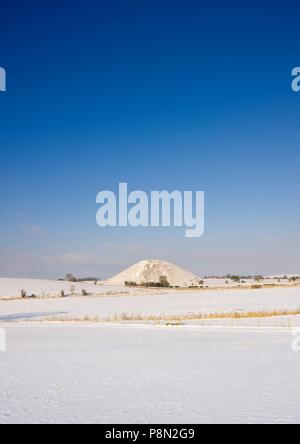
1 287 300 325
0 278 147 299
0 277 297 300
0 324 299 424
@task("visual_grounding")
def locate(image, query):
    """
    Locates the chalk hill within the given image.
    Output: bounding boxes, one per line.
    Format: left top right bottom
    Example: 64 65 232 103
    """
105 260 201 287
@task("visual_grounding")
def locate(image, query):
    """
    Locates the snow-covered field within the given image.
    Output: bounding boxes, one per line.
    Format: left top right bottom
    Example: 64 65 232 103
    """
0 324 300 424
0 278 152 299
0 277 297 300
1 278 300 423
1 285 300 327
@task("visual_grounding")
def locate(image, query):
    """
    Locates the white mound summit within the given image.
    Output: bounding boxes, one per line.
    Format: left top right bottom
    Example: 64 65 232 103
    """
105 260 201 287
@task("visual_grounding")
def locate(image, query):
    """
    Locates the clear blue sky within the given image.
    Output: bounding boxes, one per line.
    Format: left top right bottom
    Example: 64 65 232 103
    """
0 0 300 278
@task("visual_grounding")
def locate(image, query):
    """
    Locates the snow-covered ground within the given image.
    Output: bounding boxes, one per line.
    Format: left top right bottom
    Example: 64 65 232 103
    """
1 286 300 327
0 277 297 300
1 279 300 423
201 278 296 287
0 278 151 299
0 324 299 424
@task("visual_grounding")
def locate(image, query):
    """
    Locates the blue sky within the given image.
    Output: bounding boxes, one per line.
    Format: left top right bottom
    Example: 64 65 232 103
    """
0 1 300 278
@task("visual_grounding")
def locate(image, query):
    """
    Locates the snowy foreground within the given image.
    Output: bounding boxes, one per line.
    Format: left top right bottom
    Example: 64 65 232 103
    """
1 324 300 424
1 278 300 424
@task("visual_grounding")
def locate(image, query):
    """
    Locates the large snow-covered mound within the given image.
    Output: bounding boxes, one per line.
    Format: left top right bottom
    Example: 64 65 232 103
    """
105 260 201 287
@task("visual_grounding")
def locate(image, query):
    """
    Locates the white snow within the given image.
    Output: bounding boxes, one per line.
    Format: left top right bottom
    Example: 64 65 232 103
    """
1 278 300 423
0 324 299 424
0 276 297 300
0 278 149 299
105 259 201 287
1 286 300 326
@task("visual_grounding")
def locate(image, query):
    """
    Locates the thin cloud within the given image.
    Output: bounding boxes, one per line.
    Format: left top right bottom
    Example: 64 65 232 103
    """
24 225 46 237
